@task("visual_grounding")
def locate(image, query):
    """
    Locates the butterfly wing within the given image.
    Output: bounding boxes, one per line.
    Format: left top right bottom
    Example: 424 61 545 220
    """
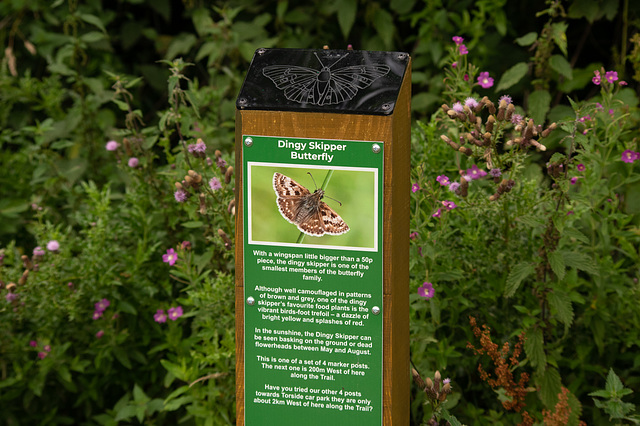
273 173 311 225
317 201 349 236
317 65 390 105
296 209 327 236
263 66 320 104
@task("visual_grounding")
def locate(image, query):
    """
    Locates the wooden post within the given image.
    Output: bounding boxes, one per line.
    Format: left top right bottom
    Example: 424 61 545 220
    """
235 48 410 425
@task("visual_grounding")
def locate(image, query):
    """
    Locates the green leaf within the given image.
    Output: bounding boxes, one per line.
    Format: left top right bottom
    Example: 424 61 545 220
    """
373 8 394 49
161 359 187 381
563 227 589 244
549 54 573 80
496 62 529 92
337 0 357 39
547 289 574 328
80 31 107 43
538 366 562 408
390 0 416 14
440 407 463 426
524 327 546 372
551 22 568 56
113 348 132 369
77 13 107 33
548 250 566 281
528 90 551 126
560 250 599 275
515 32 537 46
516 214 545 228
504 262 535 298
605 368 625 394
182 220 204 228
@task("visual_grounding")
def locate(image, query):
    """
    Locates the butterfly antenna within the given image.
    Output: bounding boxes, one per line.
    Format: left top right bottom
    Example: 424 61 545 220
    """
309 172 343 206
314 52 349 69
307 172 318 190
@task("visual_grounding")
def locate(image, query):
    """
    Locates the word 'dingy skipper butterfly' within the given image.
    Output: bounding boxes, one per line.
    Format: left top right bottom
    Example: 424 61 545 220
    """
273 172 349 237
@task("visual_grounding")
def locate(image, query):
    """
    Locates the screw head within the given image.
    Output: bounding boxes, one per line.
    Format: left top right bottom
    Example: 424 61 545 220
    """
397 53 408 61
247 296 255 306
257 48 267 55
238 97 248 106
244 137 253 147
372 306 381 315
372 143 381 154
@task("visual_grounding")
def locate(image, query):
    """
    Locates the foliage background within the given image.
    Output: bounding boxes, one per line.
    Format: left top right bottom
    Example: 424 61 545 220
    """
1 0 639 425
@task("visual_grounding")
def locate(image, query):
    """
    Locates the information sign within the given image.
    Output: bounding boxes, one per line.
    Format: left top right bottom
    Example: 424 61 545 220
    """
242 135 384 425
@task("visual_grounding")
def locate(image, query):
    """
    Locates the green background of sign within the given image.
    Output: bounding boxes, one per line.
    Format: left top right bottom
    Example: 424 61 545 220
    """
243 135 384 425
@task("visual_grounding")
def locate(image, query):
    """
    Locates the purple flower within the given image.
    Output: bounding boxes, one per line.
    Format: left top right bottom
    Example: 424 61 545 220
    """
46 240 59 252
592 70 601 85
499 95 512 104
451 62 458 68
154 309 167 323
489 168 502 178
576 163 585 172
216 157 227 168
187 139 207 157
477 71 494 89
43 345 51 352
418 282 435 299
605 71 618 83
96 330 104 339
436 175 451 186
411 183 420 193
466 165 487 180
95 298 110 312
449 182 460 192
567 210 574 216
442 200 458 210
37 352 47 360
6 292 17 302
128 157 139 168
163 248 178 266
33 246 45 257
511 114 523 125
105 140 119 151
168 306 183 321
464 97 478 109
92 311 103 320
409 232 418 240
570 177 579 185
209 177 222 191
443 378 451 385
432 208 442 218
452 36 464 45
621 150 639 163
620 80 628 86
29 340 38 347
452 102 464 113
174 189 188 202
464 74 469 82
458 44 468 55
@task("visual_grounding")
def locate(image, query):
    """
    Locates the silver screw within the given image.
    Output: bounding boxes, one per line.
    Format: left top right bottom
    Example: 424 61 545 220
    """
247 296 255 306
238 97 248 106
372 143 381 154
381 103 391 111
372 306 380 315
257 48 267 55
397 53 407 61
244 137 253 147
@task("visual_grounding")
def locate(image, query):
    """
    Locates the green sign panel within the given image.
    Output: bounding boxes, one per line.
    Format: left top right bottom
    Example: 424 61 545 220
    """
242 135 384 425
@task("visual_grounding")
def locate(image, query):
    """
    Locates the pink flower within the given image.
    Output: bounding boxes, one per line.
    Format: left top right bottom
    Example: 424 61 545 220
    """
105 140 119 151
619 80 628 86
436 175 450 186
570 177 579 185
411 183 420 193
174 189 188 202
6 293 18 302
128 157 139 168
187 139 207 157
409 232 418 240
451 62 458 68
46 240 59 251
463 73 469 81
605 71 618 83
452 36 464 45
458 44 468 55
466 164 487 179
577 163 585 172
29 340 38 347
37 352 47 360
477 71 494 89
33 246 45 257
92 311 103 320
499 95 512 104
452 102 464 113
43 345 51 352
432 208 442 218
209 177 222 191
168 306 183 321
621 150 639 163
154 309 167 323
96 330 104 339
95 298 110 312
418 282 435 299
162 248 178 266
442 200 458 210
592 70 601 85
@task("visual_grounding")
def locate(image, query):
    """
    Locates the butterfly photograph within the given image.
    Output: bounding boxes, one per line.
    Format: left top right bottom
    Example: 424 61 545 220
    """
262 52 390 106
247 165 377 249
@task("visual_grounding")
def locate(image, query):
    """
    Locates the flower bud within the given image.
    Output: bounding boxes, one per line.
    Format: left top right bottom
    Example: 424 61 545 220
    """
441 104 450 114
411 368 426 391
459 147 473 156
505 103 515 121
486 115 495 133
426 377 433 389
18 269 29 285
6 282 16 292
228 199 236 216
441 135 460 151
215 149 222 159
225 166 234 184
218 228 232 250
175 182 183 190
199 193 207 215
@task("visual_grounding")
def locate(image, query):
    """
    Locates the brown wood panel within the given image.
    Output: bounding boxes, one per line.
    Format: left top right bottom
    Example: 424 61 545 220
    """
235 58 411 425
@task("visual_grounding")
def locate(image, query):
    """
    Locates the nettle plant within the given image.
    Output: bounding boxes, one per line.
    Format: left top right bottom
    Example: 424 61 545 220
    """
410 36 640 425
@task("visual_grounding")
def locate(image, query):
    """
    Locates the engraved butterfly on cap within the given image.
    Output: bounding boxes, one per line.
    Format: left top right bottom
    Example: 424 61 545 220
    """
273 172 349 237
263 52 390 106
